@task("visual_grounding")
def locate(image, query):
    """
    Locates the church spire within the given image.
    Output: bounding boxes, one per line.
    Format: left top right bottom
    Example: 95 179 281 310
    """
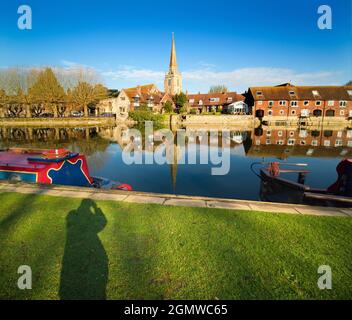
169 32 178 71
164 33 182 95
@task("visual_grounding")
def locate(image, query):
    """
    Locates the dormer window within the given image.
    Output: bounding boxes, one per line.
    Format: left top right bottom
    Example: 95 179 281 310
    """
347 90 352 96
209 97 220 102
256 91 263 96
289 91 295 95
227 97 233 102
189 99 195 104
312 90 320 97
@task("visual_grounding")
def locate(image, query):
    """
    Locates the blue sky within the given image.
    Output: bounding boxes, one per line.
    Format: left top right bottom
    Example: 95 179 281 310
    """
0 0 351 92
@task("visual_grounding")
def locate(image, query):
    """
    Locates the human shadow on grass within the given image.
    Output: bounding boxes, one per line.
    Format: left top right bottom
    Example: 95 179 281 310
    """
59 199 108 300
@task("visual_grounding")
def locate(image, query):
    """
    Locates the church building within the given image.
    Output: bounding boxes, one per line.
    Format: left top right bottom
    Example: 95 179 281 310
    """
164 33 183 96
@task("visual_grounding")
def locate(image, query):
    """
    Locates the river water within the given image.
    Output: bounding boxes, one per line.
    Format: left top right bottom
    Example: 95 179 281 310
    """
0 125 350 200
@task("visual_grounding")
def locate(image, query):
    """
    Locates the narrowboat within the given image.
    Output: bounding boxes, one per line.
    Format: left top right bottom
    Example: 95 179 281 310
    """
0 148 132 191
251 160 352 207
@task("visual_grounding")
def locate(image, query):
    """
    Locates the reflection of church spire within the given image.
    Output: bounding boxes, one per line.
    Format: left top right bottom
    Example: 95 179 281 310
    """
170 141 179 193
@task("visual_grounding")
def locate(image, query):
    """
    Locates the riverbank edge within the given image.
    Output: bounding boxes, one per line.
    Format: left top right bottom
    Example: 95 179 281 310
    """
0 117 136 127
0 181 350 217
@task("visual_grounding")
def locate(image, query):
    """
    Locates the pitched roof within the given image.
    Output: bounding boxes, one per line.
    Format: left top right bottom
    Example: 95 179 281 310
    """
249 85 352 101
187 92 245 106
122 84 160 100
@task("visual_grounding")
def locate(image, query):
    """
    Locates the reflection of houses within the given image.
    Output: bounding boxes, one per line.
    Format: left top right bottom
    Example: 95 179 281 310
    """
253 127 352 149
248 144 352 159
186 92 247 113
245 83 352 123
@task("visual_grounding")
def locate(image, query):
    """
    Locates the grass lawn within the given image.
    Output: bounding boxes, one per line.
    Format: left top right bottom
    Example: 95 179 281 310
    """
0 192 351 300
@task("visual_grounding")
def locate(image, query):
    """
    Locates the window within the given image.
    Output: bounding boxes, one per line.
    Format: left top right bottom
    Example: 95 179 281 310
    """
121 97 126 101
278 130 283 137
337 131 343 138
199 100 203 105
266 130 271 136
339 101 347 107
289 91 296 96
209 97 220 102
279 110 285 115
266 139 271 145
301 109 309 117
268 101 274 107
277 140 284 145
324 140 331 147
227 97 233 102
324 130 333 137
268 110 273 116
335 140 343 147
189 99 194 103
291 110 296 115
312 90 319 96
348 141 352 147
313 109 322 117
290 101 298 107
279 100 286 106
256 91 263 96
328 100 334 106
256 140 261 146
340 110 345 116
288 139 295 145
311 140 318 146
347 90 352 96
257 101 263 105
289 131 295 137
315 101 321 106
304 101 309 106
326 110 335 117
300 140 306 145
299 130 308 138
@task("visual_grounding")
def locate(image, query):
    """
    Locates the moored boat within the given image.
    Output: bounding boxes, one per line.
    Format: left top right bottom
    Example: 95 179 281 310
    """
0 148 132 191
251 160 352 207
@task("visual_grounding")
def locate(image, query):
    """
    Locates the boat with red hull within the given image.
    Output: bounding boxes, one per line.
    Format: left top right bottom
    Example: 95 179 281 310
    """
0 148 132 191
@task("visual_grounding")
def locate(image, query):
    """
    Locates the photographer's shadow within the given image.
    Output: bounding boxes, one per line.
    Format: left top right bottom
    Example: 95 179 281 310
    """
59 199 108 300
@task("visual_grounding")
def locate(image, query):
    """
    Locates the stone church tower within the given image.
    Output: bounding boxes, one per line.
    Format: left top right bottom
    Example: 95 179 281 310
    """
164 33 182 95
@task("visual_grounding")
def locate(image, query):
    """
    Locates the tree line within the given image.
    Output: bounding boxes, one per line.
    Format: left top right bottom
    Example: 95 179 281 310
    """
0 67 108 118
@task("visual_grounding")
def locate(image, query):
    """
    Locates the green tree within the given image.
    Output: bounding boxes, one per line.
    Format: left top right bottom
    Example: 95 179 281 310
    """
163 101 174 113
209 85 228 93
174 92 188 109
346 81 352 86
29 68 66 117
71 82 108 117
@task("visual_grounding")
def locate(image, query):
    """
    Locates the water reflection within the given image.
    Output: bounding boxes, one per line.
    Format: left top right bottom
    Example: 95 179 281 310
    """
0 124 351 200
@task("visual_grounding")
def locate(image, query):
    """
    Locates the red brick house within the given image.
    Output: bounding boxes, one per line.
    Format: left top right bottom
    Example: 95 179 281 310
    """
245 83 352 123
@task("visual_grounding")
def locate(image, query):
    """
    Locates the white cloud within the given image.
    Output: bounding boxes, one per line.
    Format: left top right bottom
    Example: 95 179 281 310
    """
102 65 164 83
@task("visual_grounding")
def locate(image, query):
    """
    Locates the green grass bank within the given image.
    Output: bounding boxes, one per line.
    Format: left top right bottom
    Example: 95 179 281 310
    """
0 192 351 300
